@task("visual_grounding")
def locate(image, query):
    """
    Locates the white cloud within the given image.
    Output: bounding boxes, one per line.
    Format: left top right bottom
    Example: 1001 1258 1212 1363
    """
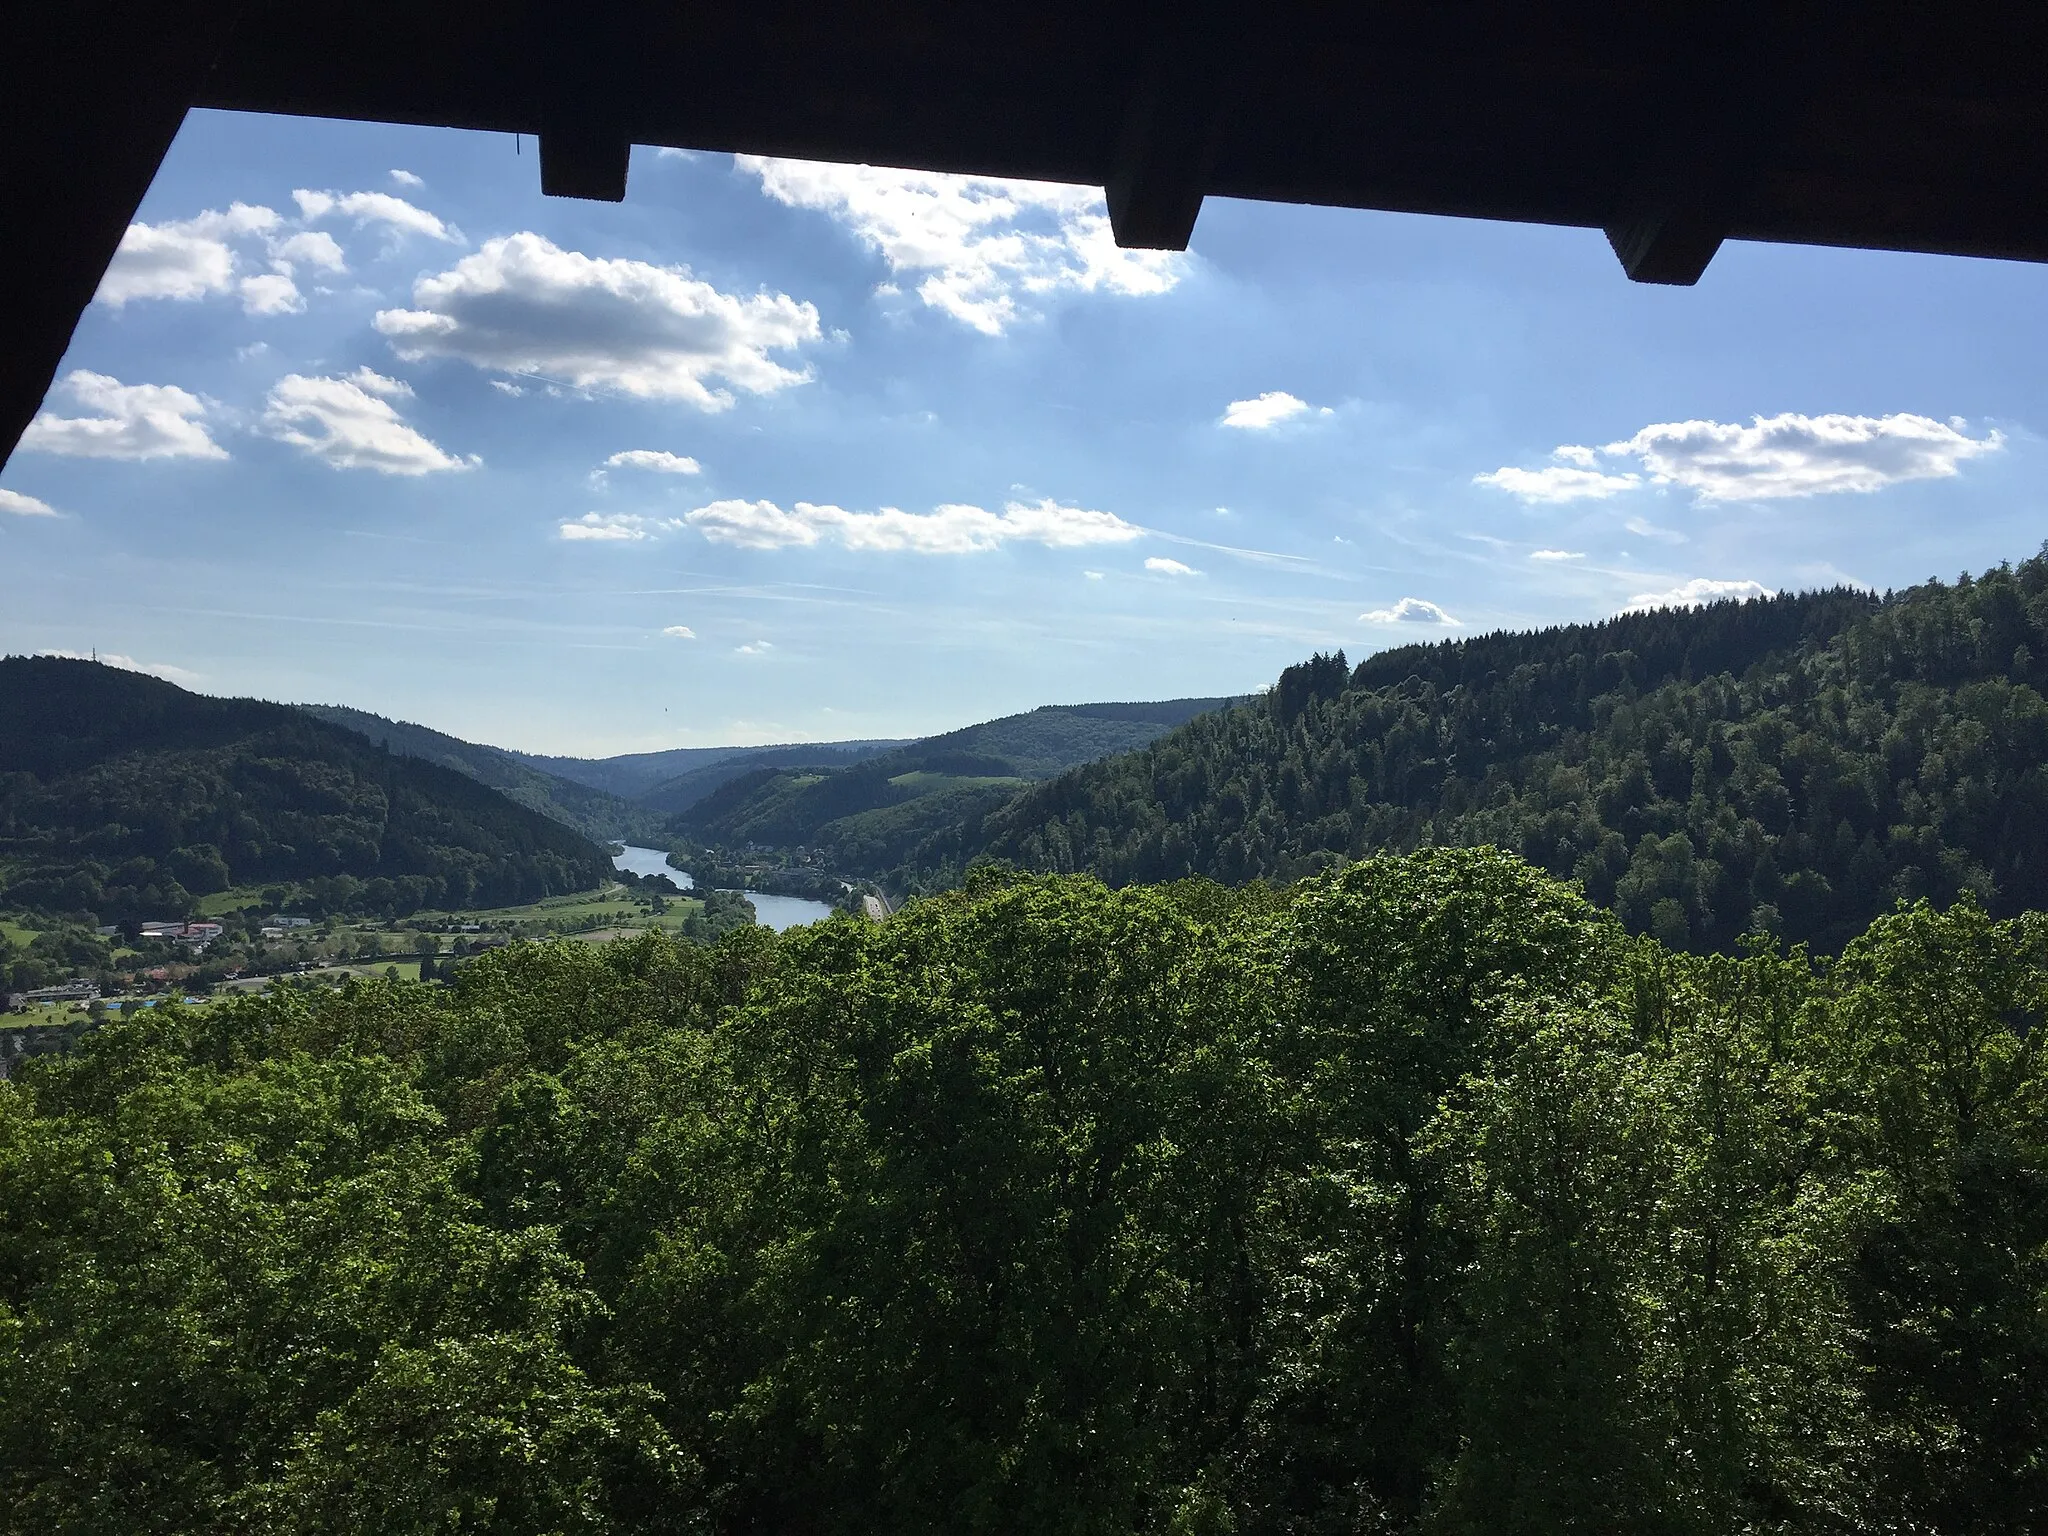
1145 556 1198 575
238 272 303 315
1626 515 1687 543
262 372 470 475
605 449 702 475
1623 577 1774 612
343 366 412 398
735 640 773 655
270 230 347 272
1084 570 1105 580
39 649 201 685
0 488 58 517
661 624 697 639
1481 412 2002 507
94 204 363 316
1361 597 1462 626
1475 463 1642 503
376 233 821 409
558 512 683 542
1605 413 2002 501
684 495 1142 555
737 156 1179 335
95 203 280 307
20 371 227 460
390 169 424 188
1220 391 1329 430
1529 548 1584 561
293 188 459 243
490 380 526 397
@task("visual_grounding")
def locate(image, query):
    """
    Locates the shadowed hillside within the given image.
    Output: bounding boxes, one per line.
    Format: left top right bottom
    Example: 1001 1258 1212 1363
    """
0 658 611 920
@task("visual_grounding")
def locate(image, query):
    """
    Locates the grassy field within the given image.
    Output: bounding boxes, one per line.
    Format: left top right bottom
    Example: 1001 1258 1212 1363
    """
0 918 42 948
412 882 706 938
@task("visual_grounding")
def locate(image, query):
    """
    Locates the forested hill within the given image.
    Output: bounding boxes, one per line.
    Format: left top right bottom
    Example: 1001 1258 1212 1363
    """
931 554 2048 952
669 696 1240 873
0 658 611 920
301 702 667 843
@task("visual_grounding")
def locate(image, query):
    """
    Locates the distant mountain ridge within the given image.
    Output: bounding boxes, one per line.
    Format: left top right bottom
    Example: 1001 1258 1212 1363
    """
670 697 1238 873
310 699 1238 840
511 740 911 802
0 659 611 921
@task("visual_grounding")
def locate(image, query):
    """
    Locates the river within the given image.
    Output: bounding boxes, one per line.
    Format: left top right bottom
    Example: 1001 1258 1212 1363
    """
610 846 836 933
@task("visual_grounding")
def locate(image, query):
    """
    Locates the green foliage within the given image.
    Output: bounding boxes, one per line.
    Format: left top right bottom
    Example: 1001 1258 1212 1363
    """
2 853 2043 1532
940 558 2048 952
0 658 612 923
667 700 1237 877
302 702 672 845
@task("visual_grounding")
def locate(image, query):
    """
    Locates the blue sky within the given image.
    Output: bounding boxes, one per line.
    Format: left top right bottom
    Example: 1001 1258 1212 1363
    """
3 109 2043 755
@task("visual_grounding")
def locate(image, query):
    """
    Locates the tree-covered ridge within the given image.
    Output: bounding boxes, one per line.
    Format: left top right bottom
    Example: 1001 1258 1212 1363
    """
3 851 2041 1532
668 698 1239 876
0 658 612 921
936 556 2048 952
301 702 670 844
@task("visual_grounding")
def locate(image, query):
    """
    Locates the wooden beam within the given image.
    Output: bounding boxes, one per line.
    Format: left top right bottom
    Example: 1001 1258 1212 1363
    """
1605 207 1727 285
1105 11 1236 251
540 124 631 201
1601 4 1805 286
0 4 243 475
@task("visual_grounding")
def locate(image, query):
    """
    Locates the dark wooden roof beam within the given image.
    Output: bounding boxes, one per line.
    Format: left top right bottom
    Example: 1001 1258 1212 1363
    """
540 123 632 201
1105 12 1235 251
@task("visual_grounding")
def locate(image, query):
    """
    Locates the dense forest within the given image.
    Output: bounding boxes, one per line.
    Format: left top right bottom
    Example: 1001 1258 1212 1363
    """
3 852 2040 1533
302 703 669 845
924 554 2048 953
671 698 1234 876
0 658 612 921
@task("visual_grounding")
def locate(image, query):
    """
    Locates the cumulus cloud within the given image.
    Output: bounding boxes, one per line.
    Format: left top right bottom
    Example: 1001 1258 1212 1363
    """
376 233 821 408
271 230 347 272
1145 556 1198 575
1475 462 1642 503
1481 412 2002 506
293 188 460 243
661 624 697 639
684 495 1142 555
262 372 470 475
94 202 370 316
95 203 280 307
1361 597 1461 626
0 488 58 517
737 156 1179 335
20 371 226 460
1624 577 1775 612
735 640 773 655
390 169 424 188
1220 391 1329 430
605 449 702 475
1609 413 2002 500
238 272 303 315
558 512 684 542
1530 548 1584 561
